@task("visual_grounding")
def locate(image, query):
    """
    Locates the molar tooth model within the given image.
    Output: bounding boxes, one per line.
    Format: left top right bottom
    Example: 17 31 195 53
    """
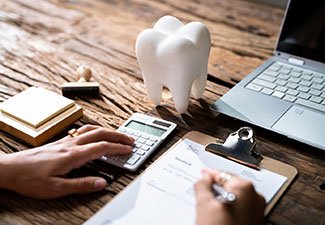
135 15 211 113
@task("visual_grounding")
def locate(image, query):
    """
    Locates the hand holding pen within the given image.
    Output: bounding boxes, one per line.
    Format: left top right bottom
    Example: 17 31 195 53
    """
194 169 266 225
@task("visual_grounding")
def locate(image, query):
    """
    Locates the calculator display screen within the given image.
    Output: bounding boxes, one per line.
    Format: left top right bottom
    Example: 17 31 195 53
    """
126 121 166 137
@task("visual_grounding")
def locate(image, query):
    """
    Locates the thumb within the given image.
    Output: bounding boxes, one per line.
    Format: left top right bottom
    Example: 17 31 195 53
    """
52 177 107 197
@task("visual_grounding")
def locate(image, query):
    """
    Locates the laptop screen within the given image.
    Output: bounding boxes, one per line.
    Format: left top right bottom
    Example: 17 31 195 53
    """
276 0 325 63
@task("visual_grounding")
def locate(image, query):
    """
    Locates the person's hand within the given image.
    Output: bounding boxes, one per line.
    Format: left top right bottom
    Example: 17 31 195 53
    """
0 125 134 199
195 168 266 225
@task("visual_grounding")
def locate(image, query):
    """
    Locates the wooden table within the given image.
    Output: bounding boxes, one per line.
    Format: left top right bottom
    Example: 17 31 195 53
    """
0 0 324 224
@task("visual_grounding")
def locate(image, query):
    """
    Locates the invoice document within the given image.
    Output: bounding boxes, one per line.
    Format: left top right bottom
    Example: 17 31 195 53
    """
84 138 287 225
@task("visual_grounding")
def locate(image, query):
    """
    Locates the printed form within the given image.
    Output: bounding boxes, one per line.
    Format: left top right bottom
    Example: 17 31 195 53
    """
84 139 287 225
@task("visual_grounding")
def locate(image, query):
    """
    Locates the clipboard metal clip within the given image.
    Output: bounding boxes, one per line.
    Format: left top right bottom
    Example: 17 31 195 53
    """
205 127 263 170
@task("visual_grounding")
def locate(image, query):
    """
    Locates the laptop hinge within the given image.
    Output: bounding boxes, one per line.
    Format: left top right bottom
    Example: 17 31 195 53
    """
288 57 304 65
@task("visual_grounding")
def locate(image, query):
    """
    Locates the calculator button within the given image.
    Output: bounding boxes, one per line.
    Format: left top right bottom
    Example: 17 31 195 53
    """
119 128 126 133
118 154 131 163
129 135 137 140
141 134 149 139
109 155 120 161
140 145 150 151
126 130 134 135
135 143 142 148
136 150 146 156
149 136 158 142
132 147 138 153
145 140 155 146
137 138 146 144
127 155 141 165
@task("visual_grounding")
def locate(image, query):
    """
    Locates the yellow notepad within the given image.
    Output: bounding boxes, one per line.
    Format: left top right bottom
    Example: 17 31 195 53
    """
0 87 74 128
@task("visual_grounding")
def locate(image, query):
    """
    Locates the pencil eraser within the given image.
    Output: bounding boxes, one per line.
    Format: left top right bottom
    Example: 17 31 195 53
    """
61 82 100 97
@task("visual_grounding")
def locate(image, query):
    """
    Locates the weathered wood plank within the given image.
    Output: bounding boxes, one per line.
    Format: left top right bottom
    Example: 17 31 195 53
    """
0 0 324 225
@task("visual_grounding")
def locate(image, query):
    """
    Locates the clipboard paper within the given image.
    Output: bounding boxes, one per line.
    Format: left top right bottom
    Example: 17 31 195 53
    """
84 131 297 225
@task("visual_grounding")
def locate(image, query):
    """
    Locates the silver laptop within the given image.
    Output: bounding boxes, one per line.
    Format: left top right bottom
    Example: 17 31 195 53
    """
212 0 325 150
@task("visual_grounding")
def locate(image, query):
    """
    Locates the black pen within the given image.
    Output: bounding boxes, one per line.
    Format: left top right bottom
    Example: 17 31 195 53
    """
212 183 236 203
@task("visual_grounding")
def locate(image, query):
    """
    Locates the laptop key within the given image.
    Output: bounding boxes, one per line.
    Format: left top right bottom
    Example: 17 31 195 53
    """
297 86 310 93
296 99 325 113
261 88 273 95
292 68 303 73
300 80 312 87
311 83 323 90
288 77 301 83
269 62 281 68
302 70 313 75
298 93 311 100
275 79 287 86
313 72 325 78
279 68 291 74
313 77 325 84
275 86 288 92
286 89 299 96
277 73 290 80
287 82 299 89
289 71 301 78
301 74 313 81
283 95 297 102
267 68 279 72
246 83 263 92
272 91 285 99
252 78 276 89
264 70 278 77
309 89 321 96
259 74 276 82
310 96 323 104
281 64 292 69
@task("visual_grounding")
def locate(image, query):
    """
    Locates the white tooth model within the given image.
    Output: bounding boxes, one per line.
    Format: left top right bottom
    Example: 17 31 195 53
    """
136 15 211 113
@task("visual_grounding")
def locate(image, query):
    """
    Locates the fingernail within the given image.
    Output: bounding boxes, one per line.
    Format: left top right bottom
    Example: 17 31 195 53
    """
94 178 107 190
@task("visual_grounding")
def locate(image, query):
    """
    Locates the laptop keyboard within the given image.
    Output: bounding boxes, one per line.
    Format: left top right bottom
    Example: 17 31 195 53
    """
245 62 325 113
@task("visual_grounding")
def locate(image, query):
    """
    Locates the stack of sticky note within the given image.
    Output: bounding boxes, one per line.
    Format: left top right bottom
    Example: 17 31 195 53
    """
0 87 83 146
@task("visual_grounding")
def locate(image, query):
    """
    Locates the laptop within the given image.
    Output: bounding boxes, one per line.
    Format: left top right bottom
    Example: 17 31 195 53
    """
212 0 325 150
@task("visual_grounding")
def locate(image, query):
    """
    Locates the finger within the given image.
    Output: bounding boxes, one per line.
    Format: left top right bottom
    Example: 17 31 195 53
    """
75 128 134 146
257 193 267 220
62 125 101 141
78 141 132 157
195 170 215 201
50 177 107 197
206 169 243 190
202 168 222 180
77 124 101 134
257 193 266 208
66 141 132 169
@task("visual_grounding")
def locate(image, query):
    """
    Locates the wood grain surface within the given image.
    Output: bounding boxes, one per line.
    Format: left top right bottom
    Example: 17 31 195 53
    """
0 0 324 225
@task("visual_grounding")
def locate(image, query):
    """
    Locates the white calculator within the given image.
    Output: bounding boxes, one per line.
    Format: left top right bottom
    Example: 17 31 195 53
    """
100 113 177 171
